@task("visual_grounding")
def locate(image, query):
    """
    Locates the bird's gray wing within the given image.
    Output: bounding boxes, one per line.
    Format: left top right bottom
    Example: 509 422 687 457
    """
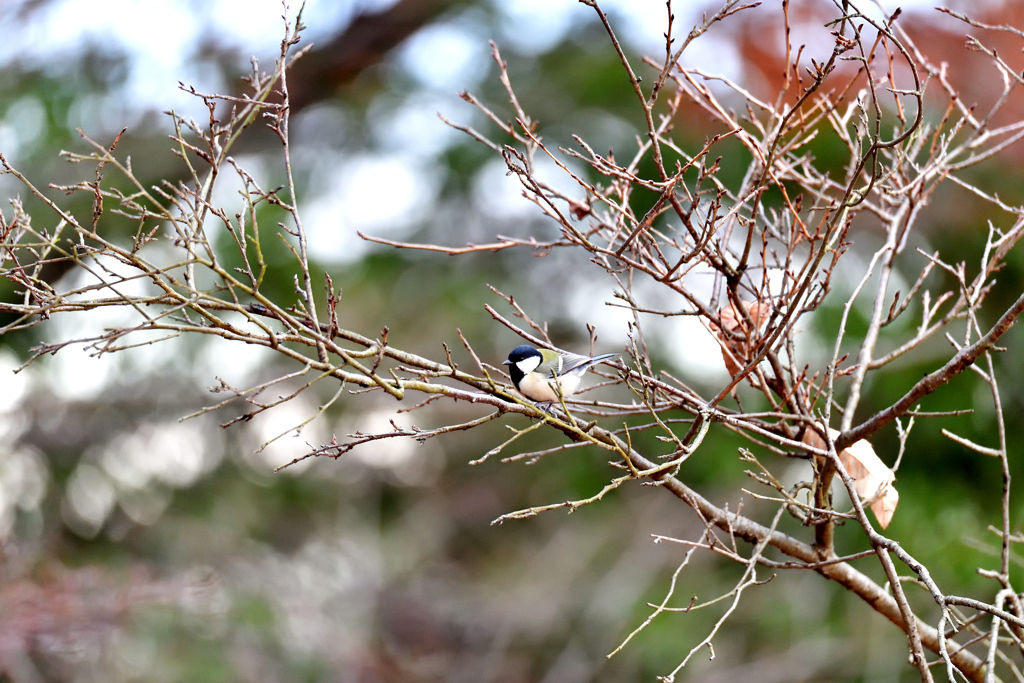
559 352 617 374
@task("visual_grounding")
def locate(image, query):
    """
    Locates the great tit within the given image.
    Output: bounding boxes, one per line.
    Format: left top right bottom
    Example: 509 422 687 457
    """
502 344 618 404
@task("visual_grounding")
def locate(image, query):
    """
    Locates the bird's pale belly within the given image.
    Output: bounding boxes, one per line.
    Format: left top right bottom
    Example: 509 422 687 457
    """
519 372 582 403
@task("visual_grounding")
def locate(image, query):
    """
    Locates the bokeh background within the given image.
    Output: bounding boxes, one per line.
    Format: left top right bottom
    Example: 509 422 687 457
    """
3 0 1024 680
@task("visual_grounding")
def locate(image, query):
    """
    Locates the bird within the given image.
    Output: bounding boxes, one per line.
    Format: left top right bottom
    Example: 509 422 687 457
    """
502 344 618 405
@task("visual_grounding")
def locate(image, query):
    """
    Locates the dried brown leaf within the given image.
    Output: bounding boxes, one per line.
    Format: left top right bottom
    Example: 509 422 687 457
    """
803 428 899 529
567 198 591 220
710 300 772 377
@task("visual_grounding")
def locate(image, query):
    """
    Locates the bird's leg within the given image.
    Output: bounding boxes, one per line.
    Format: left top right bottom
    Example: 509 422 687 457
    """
533 400 555 415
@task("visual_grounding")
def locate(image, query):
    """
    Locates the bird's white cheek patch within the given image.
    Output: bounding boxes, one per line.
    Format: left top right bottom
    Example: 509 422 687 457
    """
516 356 541 374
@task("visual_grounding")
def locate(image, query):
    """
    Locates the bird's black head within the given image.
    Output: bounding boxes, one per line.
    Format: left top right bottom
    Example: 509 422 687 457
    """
505 345 540 364
502 345 541 389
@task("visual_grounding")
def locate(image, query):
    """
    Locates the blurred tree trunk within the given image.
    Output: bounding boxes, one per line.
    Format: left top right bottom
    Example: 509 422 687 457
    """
288 0 463 112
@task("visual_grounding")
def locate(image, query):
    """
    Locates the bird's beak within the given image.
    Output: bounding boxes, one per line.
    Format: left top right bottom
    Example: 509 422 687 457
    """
501 359 510 365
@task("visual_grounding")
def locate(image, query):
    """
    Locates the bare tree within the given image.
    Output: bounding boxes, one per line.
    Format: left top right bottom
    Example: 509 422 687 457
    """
4 1 1024 681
